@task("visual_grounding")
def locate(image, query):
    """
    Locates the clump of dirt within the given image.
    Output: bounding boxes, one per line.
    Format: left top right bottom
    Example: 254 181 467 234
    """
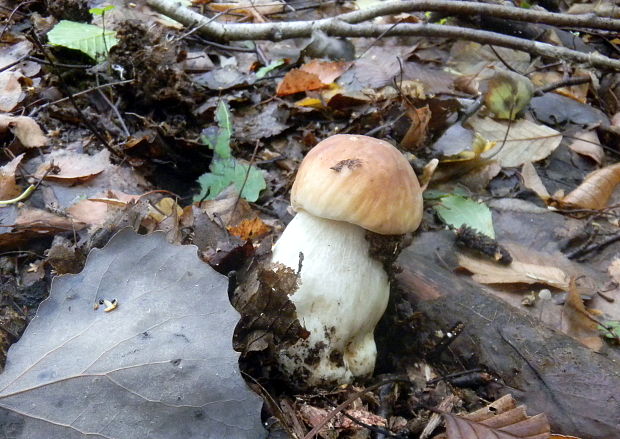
46 0 91 22
109 20 197 110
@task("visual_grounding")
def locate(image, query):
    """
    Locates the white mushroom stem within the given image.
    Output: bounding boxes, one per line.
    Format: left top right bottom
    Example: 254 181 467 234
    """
271 210 389 386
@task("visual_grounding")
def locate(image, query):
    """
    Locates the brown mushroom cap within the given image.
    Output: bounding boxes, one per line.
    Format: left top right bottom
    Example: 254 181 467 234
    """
291 134 423 235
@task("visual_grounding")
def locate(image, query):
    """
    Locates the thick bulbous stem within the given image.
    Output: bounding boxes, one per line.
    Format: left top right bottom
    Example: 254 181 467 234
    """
271 211 389 387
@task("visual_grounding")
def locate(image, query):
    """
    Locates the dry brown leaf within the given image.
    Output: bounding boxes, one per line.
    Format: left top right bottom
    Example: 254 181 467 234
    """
0 114 48 148
0 71 23 112
148 197 183 223
227 217 271 240
300 59 351 85
35 149 110 184
14 207 86 231
530 71 589 103
444 394 550 439
607 258 620 284
563 278 604 351
0 153 24 200
204 0 284 21
567 130 604 164
276 69 324 96
468 116 562 167
521 161 550 201
458 252 570 289
401 105 431 151
299 404 386 433
560 162 620 209
67 191 140 226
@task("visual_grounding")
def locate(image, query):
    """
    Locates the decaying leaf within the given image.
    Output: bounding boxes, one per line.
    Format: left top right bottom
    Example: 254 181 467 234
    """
560 162 620 210
299 404 387 433
521 161 550 201
35 149 110 184
0 115 48 148
443 394 550 439
567 130 604 165
467 116 562 167
607 257 620 284
0 154 24 200
458 252 570 289
0 229 266 438
484 70 534 120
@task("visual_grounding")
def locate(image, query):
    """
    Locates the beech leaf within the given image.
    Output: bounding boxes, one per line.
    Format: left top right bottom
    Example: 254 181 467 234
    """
0 229 265 438
560 162 620 210
444 394 550 439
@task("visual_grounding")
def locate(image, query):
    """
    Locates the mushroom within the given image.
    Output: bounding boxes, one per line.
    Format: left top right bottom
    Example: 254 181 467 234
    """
272 134 423 387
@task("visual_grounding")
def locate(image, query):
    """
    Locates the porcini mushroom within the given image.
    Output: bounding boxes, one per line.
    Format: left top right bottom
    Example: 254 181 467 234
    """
272 134 423 387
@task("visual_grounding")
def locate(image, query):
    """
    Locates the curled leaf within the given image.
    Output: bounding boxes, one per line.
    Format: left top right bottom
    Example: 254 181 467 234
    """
484 70 534 120
561 162 620 209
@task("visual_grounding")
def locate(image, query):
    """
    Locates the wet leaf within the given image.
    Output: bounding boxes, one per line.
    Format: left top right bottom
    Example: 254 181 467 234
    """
195 158 266 202
434 195 495 238
468 116 562 167
484 70 534 120
560 162 620 209
47 20 118 61
0 229 265 438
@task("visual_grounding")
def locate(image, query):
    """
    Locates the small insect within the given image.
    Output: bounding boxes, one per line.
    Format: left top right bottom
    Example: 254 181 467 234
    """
97 298 118 312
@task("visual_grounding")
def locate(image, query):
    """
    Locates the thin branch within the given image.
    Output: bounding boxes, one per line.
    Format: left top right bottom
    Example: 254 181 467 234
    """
148 0 620 70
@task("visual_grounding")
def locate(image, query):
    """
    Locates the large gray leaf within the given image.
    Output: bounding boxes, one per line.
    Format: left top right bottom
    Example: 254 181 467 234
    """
0 229 265 438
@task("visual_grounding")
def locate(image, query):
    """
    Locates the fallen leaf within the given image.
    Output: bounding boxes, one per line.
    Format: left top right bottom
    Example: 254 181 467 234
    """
563 278 604 351
35 149 110 184
521 161 550 201
148 197 183 223
468 116 562 167
607 258 620 284
0 71 23 112
67 191 140 226
444 394 550 439
205 0 285 21
276 69 325 96
484 70 534 120
567 130 604 164
458 252 570 289
401 105 431 151
0 154 24 200
227 217 271 240
560 162 620 209
299 59 351 84
0 115 48 148
0 229 266 438
434 195 495 238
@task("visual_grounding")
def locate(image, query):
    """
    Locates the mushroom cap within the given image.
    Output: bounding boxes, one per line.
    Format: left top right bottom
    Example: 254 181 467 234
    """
291 134 423 235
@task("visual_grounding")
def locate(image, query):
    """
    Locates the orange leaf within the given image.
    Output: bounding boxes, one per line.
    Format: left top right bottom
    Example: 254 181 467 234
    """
276 69 324 96
227 217 270 240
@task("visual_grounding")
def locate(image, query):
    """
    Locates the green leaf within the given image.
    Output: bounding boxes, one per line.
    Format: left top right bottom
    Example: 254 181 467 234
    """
256 59 286 79
434 195 495 238
599 320 620 340
47 20 118 61
89 5 115 15
195 158 266 202
202 101 233 159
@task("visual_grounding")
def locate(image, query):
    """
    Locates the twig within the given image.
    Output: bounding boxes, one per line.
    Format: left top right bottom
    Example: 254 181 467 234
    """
534 76 592 95
303 377 408 439
0 0 36 42
148 0 620 71
97 89 131 137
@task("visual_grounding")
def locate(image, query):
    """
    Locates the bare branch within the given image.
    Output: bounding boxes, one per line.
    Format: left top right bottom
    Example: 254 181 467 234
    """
147 0 620 70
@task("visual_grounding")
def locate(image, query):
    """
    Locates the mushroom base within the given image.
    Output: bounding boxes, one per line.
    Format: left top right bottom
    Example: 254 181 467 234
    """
271 211 390 387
